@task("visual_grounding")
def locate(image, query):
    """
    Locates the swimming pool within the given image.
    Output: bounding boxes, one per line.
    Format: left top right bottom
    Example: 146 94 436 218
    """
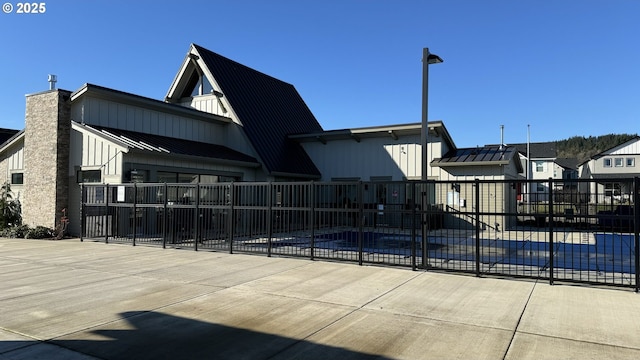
289 231 637 274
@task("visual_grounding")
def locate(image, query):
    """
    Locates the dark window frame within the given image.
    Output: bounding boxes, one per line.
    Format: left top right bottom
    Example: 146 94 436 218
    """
10 172 23 185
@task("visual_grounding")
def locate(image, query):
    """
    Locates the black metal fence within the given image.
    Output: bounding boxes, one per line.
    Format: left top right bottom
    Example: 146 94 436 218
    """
81 178 640 290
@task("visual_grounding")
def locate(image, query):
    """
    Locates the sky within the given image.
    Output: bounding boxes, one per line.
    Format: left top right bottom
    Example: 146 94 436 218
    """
0 0 638 148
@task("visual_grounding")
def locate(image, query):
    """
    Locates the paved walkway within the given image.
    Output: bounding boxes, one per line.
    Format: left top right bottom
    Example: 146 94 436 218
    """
1 237 639 360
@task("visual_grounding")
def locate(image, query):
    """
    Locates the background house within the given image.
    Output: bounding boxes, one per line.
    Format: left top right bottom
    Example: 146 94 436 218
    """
510 142 578 203
578 136 640 203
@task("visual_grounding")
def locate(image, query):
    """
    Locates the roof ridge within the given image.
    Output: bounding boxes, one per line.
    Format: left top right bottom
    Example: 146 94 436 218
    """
192 43 296 87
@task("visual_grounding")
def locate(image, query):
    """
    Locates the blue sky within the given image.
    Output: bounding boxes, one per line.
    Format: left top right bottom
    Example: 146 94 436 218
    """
1 0 638 147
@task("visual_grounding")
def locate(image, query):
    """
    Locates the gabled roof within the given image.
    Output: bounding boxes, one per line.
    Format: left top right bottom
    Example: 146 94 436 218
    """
589 136 640 160
510 142 557 159
0 129 23 153
432 145 523 173
0 128 19 146
554 157 578 170
77 123 259 167
72 83 231 124
289 120 457 150
168 44 322 178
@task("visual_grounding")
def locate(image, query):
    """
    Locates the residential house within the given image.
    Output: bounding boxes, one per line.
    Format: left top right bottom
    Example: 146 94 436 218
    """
510 142 578 202
578 136 640 203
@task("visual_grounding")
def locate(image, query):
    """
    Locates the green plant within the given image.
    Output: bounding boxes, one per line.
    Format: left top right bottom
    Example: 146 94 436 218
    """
0 182 22 229
25 226 55 239
0 224 29 238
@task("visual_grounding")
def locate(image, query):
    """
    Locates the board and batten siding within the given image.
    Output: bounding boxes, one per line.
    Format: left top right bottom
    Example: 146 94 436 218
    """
71 97 225 145
69 126 126 180
1 139 25 198
300 133 451 181
179 95 227 117
301 137 419 181
1 141 24 173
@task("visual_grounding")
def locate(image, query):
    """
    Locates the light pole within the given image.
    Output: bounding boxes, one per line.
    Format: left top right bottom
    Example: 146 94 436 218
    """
421 48 443 181
421 48 443 269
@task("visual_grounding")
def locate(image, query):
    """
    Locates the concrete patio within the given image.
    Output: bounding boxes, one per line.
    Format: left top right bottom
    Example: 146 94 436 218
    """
1 237 639 359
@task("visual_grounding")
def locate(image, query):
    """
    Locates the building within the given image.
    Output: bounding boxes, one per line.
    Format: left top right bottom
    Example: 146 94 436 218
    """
578 136 640 203
509 142 578 202
0 43 528 235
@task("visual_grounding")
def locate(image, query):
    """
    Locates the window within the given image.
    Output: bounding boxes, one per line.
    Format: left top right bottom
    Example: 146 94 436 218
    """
10 173 23 185
627 158 635 167
77 170 101 183
536 183 545 192
187 71 214 97
157 171 177 183
614 158 623 167
535 161 544 172
178 173 199 183
604 183 621 198
603 158 612 167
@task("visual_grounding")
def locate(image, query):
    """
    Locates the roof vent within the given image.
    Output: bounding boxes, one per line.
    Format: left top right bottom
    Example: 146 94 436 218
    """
48 74 57 90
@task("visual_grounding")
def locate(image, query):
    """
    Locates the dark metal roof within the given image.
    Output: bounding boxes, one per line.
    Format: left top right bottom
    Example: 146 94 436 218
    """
554 157 578 170
0 128 19 146
510 142 557 158
433 145 522 171
193 44 322 178
87 125 259 166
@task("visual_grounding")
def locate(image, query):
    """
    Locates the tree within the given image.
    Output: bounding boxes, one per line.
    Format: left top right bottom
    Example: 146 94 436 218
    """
0 182 22 229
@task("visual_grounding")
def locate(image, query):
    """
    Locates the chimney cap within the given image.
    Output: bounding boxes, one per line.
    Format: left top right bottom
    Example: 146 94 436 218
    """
48 74 57 90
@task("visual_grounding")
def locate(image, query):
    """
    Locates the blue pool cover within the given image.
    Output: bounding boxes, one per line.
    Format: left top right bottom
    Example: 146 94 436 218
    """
294 231 637 274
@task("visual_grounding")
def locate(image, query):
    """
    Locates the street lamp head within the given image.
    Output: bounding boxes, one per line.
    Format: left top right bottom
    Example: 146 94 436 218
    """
426 53 443 65
422 48 444 65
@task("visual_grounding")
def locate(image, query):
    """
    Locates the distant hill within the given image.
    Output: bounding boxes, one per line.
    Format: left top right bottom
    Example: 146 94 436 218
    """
556 134 638 164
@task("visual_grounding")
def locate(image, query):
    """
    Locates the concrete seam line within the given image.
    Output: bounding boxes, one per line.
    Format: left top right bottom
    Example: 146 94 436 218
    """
268 272 425 358
502 279 538 360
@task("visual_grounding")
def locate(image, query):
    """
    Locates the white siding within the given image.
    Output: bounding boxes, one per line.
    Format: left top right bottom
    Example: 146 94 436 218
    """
301 134 424 181
69 127 127 180
73 97 226 145
180 95 227 116
607 138 640 155
5 144 24 171
591 155 640 175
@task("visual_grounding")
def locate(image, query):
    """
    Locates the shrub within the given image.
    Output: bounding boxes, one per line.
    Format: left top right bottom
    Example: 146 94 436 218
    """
0 224 29 238
25 226 55 239
0 182 22 229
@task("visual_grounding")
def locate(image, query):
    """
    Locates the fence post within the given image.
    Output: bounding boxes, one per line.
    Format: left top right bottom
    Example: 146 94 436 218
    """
411 182 417 271
162 183 167 249
105 184 109 244
475 179 481 277
421 181 429 270
80 184 85 242
228 183 234 254
358 181 364 266
267 183 273 257
548 177 554 285
310 182 315 261
634 177 639 293
194 184 200 251
132 184 137 247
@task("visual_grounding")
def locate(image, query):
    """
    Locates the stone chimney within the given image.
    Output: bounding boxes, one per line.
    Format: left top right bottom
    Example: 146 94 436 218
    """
23 89 71 229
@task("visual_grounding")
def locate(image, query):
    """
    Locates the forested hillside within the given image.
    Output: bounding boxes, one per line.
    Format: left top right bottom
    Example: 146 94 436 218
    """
556 134 638 163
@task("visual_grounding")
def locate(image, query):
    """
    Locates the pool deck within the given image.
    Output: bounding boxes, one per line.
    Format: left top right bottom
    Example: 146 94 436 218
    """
1 237 640 360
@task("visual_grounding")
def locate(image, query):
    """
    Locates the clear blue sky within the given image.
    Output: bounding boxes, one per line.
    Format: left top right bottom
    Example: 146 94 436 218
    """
1 0 638 147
